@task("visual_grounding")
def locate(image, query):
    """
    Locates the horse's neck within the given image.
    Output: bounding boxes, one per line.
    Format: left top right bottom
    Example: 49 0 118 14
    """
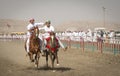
30 33 38 45
51 36 54 43
49 36 56 47
30 35 40 48
30 33 35 39
34 28 39 37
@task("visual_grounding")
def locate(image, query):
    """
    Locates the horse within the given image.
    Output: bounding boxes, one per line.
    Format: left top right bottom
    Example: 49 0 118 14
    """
25 27 41 68
45 32 60 71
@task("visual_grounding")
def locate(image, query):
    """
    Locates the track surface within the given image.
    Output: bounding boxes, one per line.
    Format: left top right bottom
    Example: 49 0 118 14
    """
0 40 120 76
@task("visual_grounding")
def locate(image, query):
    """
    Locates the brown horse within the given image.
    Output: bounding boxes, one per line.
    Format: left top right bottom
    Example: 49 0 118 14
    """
25 28 41 68
45 32 60 71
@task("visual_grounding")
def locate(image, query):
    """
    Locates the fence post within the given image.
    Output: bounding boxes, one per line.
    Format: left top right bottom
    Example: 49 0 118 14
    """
67 36 71 48
80 37 82 49
117 41 119 53
113 39 117 55
113 43 116 55
92 39 94 52
82 38 84 52
100 40 103 53
118 41 120 53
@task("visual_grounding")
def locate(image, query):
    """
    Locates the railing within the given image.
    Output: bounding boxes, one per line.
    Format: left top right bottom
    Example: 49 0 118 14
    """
60 36 120 55
0 34 120 55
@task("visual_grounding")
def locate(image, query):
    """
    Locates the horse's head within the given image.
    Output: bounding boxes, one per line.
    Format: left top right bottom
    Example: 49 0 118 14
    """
30 27 39 39
50 32 55 40
49 32 59 49
34 27 39 37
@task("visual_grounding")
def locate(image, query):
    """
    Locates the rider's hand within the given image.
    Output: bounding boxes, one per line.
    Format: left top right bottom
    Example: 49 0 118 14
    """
44 22 47 25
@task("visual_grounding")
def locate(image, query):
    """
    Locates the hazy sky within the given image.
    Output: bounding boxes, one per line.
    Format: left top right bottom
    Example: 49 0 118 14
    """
0 0 120 25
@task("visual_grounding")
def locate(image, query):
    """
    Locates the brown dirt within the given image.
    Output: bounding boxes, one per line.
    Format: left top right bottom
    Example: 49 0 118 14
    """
0 40 120 76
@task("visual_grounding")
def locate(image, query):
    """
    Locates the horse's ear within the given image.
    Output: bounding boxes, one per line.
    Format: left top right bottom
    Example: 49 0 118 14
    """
53 32 56 36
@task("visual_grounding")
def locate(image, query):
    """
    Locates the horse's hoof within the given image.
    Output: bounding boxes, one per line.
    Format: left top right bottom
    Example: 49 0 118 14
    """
52 70 56 72
42 54 45 57
26 54 28 57
46 64 48 68
31 60 34 62
41 53 46 57
26 53 29 57
57 64 60 66
34 64 37 68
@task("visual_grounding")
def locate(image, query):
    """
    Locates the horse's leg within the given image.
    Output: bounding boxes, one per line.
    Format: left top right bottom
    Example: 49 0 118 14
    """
50 52 56 71
51 52 57 72
34 53 37 67
53 53 56 68
28 52 34 62
46 50 49 67
35 51 40 68
56 51 59 65
49 52 54 69
37 51 40 68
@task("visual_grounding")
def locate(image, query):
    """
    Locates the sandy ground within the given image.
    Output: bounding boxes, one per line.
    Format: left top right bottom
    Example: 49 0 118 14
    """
0 39 120 76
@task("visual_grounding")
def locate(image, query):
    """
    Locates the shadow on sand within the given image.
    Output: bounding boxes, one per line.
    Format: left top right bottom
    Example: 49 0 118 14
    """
38 65 72 72
26 65 73 72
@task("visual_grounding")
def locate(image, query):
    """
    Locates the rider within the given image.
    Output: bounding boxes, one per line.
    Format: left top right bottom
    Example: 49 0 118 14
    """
26 18 44 54
39 20 67 52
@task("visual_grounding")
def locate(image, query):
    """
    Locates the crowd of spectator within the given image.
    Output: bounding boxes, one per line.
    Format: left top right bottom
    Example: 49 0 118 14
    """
0 29 119 44
56 29 117 43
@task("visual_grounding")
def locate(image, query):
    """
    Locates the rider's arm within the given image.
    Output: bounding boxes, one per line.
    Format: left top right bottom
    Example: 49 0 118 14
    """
34 22 45 27
39 27 44 30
